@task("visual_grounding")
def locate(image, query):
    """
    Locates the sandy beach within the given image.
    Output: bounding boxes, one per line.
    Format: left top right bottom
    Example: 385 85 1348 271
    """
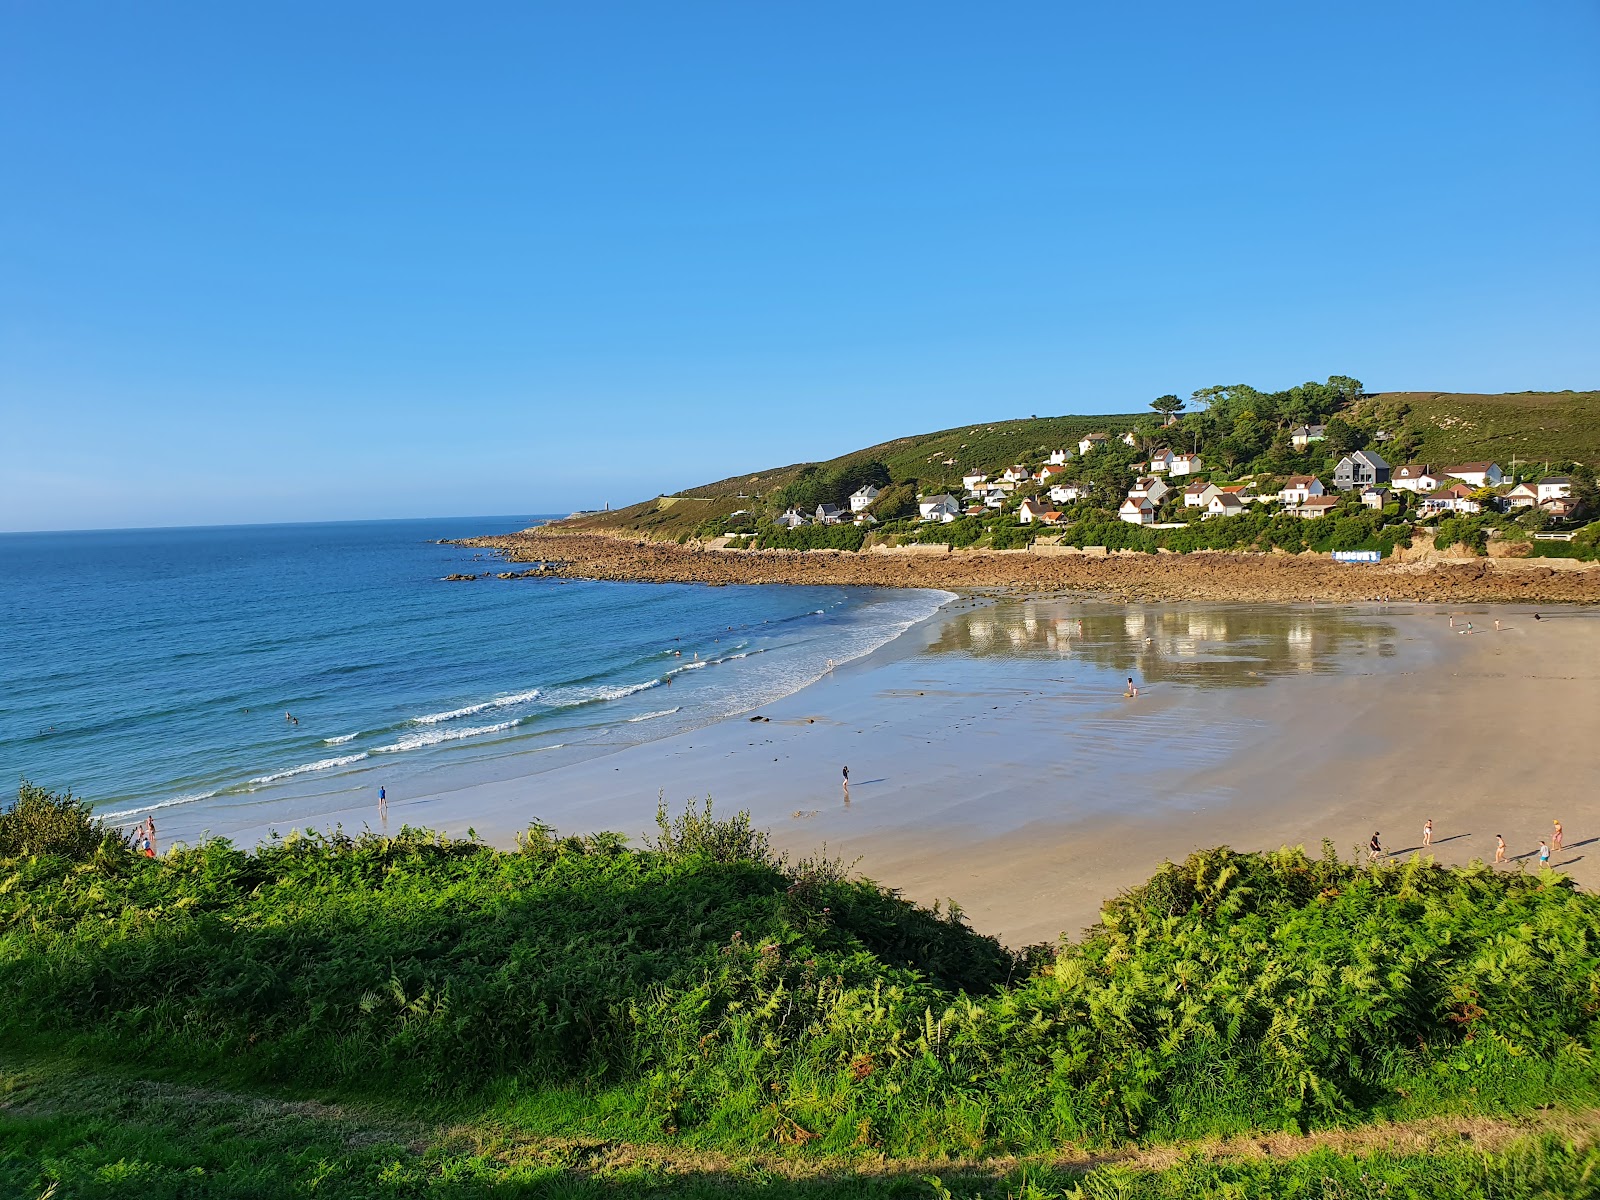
171 595 1600 948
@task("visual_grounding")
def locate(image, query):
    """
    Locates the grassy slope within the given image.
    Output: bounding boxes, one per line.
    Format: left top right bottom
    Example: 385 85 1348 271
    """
562 413 1146 539
7 1056 1600 1199
560 392 1600 541
9 795 1600 1195
1356 390 1600 468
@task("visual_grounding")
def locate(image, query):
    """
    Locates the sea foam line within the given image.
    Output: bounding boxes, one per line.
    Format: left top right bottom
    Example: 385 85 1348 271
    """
373 719 521 754
543 678 662 708
102 791 219 821
324 732 360 745
250 753 369 785
411 689 542 725
627 707 681 722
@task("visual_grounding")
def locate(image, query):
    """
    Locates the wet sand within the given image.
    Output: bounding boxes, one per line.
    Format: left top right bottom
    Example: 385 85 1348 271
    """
222 598 1598 948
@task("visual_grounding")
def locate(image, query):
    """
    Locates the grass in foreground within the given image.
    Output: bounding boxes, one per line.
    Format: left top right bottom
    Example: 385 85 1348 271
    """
6 782 1600 1192
7 1056 1600 1198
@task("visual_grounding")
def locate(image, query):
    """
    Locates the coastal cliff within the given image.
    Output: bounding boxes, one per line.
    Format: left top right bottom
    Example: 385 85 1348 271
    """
464 528 1600 603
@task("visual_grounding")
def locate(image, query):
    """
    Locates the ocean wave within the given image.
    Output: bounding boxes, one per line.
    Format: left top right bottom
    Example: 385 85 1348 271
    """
102 791 219 821
543 678 661 708
250 753 369 785
323 732 360 745
373 719 521 754
411 688 542 725
627 707 681 722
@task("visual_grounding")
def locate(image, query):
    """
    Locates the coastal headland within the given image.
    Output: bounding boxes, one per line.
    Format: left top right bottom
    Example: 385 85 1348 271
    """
464 527 1600 604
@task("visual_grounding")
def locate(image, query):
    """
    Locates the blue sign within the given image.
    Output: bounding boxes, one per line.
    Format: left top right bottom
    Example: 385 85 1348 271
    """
1332 550 1381 563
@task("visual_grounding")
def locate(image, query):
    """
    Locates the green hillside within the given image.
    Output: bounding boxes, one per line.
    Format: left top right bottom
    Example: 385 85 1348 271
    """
1354 391 1600 468
562 387 1598 541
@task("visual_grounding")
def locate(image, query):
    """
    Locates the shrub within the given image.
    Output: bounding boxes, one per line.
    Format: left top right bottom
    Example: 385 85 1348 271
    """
0 781 123 862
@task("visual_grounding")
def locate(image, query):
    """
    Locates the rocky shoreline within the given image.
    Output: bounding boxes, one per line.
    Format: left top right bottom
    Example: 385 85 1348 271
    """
456 529 1600 604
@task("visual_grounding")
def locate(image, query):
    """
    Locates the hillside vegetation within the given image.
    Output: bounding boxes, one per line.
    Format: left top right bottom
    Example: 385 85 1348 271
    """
1353 390 1600 469
559 387 1598 542
7 782 1600 1197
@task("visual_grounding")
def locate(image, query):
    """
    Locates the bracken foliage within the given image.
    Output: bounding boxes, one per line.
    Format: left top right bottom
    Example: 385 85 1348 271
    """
3 786 1599 1160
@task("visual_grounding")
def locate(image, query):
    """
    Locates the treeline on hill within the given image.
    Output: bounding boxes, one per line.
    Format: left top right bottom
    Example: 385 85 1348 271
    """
6 780 1600 1174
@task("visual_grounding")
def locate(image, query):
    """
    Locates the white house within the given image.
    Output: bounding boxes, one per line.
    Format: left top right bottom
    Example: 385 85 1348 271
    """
1119 496 1155 525
1538 476 1572 502
1128 475 1170 505
982 489 1007 510
1278 475 1324 506
1290 424 1327 449
1047 449 1072 465
1295 496 1340 519
1035 463 1068 484
1422 484 1480 515
1147 448 1176 473
1183 481 1221 508
1120 430 1139 447
1049 482 1087 504
1001 465 1032 484
918 494 961 523
1391 464 1440 493
1169 453 1202 477
815 503 844 525
775 508 808 529
1361 487 1391 511
1442 462 1503 488
848 485 881 513
1017 497 1049 524
962 472 990 493
1505 482 1540 508
1206 493 1246 518
1078 433 1110 455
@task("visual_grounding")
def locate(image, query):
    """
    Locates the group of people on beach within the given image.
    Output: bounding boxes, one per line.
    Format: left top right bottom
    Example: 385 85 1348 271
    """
1368 818 1564 868
133 815 156 857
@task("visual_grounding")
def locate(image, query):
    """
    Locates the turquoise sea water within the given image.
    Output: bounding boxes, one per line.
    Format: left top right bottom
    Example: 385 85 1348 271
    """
0 518 949 829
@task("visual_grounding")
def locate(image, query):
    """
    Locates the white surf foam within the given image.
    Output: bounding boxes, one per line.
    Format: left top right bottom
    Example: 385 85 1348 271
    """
250 753 369 785
373 719 521 754
323 732 360 745
628 707 681 722
544 678 662 708
411 689 542 725
102 791 220 821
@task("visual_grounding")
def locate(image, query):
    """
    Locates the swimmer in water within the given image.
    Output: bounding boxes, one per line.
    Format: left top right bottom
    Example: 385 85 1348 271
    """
1125 677 1138 698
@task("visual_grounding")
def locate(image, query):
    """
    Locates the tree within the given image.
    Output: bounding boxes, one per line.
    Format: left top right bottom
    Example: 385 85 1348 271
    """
1323 417 1366 457
1571 464 1599 510
1151 394 1185 421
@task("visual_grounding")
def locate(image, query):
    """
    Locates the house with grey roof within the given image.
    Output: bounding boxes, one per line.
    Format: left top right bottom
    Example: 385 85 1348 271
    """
1333 450 1390 491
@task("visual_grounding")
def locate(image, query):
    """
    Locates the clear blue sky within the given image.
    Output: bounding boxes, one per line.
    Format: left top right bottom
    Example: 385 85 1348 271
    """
3 2 1597 531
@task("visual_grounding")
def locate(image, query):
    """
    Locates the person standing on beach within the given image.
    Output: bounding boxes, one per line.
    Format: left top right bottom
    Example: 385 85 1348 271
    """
1495 834 1506 864
1125 677 1138 698
842 765 849 800
1539 840 1550 868
1422 819 1432 848
1553 820 1563 853
1369 832 1383 864
378 786 387 820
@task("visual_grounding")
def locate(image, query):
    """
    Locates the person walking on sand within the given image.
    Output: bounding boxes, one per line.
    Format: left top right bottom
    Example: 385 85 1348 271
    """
1539 840 1551 868
842 765 850 800
1369 831 1383 864
378 786 387 820
1422 819 1433 848
1495 834 1506 864
1553 820 1563 853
